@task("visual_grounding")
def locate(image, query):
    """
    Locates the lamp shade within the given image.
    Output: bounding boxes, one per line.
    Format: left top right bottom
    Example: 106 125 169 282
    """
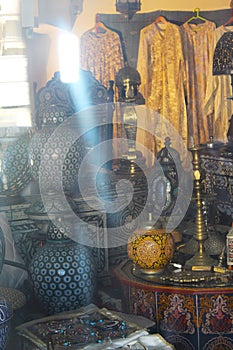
213 32 233 76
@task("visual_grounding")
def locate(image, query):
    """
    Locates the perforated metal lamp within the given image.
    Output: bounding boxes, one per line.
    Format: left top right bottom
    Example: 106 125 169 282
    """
213 32 233 76
212 31 233 142
115 0 141 19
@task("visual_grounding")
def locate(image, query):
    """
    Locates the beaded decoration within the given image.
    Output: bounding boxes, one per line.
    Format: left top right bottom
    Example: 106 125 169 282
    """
26 311 135 349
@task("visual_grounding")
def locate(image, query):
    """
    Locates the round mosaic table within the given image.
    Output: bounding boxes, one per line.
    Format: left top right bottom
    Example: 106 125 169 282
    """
114 259 233 350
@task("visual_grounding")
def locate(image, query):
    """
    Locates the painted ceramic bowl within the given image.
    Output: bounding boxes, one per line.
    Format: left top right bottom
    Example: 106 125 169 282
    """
128 228 175 274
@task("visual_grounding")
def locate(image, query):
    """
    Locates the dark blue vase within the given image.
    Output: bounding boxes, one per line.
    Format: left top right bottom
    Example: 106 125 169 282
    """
29 220 96 315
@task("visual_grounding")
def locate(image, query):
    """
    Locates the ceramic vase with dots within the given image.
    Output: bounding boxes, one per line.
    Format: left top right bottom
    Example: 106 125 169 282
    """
29 220 96 315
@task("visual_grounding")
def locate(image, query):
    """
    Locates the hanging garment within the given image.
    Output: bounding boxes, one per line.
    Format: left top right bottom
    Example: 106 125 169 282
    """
204 25 233 143
180 20 216 146
137 21 189 169
79 27 124 90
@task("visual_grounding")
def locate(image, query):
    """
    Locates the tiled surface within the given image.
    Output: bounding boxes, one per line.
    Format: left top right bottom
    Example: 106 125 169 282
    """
127 287 233 350
5 284 233 350
157 292 198 350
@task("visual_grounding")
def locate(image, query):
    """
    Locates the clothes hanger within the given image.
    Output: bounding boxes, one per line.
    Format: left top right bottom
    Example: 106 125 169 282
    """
89 21 109 34
223 8 233 26
185 8 207 24
223 17 233 26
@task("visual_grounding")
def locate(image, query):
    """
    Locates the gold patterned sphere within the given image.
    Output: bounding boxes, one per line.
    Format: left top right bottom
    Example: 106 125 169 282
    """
128 228 175 274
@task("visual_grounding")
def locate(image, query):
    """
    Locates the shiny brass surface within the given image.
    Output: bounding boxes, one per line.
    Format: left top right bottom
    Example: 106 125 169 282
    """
132 262 233 286
184 146 217 271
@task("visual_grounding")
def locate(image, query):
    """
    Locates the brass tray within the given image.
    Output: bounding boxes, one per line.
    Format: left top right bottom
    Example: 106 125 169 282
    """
16 304 142 350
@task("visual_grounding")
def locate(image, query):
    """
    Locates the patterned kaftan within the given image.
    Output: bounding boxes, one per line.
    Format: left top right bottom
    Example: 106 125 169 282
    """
180 21 216 146
79 28 124 90
80 27 125 169
137 21 189 169
204 25 233 143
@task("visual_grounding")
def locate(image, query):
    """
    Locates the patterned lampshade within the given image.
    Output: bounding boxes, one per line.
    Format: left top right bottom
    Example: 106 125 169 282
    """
213 31 233 75
212 31 233 143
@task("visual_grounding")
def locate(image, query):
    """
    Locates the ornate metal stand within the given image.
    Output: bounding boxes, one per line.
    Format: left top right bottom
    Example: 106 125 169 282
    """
131 145 231 285
184 146 217 271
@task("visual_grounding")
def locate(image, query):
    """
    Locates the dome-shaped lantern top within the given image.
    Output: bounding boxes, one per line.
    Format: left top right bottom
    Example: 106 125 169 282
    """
115 64 145 104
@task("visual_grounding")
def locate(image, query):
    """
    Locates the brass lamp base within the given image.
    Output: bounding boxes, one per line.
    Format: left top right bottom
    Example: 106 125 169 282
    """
183 145 217 272
184 249 216 271
119 151 146 174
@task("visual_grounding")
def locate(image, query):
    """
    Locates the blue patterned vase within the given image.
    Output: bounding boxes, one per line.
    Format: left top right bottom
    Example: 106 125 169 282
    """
29 219 96 315
0 298 13 350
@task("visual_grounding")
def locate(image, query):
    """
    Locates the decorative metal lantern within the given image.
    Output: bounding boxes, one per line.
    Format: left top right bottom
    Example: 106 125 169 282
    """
115 0 141 19
115 64 145 104
212 31 233 143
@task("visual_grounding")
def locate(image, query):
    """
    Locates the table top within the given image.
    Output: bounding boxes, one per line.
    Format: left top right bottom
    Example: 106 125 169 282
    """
114 259 233 294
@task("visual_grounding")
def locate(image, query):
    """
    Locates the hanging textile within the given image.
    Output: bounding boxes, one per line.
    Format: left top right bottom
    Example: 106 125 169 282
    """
79 26 125 90
137 21 188 169
204 25 233 143
97 9 232 70
180 20 216 146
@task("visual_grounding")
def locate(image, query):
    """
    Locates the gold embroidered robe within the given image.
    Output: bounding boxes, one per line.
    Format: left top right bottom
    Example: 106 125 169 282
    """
180 21 216 146
137 22 188 169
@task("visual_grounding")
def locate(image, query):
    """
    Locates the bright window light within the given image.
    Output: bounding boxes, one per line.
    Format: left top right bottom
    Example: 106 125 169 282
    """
0 107 32 127
0 56 32 127
0 0 33 127
59 32 79 83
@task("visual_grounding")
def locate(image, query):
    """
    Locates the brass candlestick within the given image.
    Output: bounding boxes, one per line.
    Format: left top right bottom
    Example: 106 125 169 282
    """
184 146 217 271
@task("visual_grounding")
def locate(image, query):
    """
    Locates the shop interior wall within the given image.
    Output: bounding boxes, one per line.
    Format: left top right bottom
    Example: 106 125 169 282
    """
74 0 231 37
32 1 232 96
